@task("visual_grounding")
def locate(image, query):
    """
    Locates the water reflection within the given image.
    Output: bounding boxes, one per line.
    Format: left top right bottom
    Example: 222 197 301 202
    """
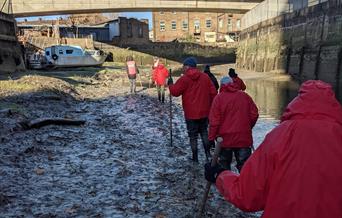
245 78 300 119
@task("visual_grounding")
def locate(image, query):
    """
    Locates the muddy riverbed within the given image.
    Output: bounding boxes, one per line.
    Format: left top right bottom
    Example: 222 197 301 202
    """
0 65 279 217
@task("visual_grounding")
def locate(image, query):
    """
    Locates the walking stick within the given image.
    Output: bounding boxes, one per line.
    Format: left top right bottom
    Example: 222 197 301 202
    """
137 70 143 89
169 68 173 147
197 137 223 217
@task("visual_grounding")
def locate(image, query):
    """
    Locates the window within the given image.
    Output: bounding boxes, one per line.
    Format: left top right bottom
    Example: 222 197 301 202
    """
66 50 73 54
127 22 132 37
182 20 188 30
160 11 164 15
59 50 63 54
236 19 241 30
194 20 200 30
172 11 176 14
160 21 165 31
171 21 177 30
228 18 232 32
218 18 223 29
45 51 50 56
138 25 143 38
206 19 212 28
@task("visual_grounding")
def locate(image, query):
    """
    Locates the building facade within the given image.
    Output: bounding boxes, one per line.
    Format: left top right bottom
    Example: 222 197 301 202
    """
111 17 149 45
17 17 149 45
152 12 243 43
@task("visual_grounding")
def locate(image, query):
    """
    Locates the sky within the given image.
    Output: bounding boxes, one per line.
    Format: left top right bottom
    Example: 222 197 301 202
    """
15 12 153 29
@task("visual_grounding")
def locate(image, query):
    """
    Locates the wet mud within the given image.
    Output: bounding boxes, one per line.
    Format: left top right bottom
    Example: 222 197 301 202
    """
0 68 277 217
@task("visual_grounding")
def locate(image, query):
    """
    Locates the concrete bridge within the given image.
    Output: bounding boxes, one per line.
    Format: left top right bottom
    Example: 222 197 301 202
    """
1 0 262 17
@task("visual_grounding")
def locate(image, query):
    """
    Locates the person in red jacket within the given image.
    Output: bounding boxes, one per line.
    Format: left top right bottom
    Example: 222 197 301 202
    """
168 57 217 162
208 76 258 171
205 80 342 218
229 68 246 91
152 63 169 103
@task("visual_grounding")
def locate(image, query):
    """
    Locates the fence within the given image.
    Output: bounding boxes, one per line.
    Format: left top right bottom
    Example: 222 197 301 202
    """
241 0 329 29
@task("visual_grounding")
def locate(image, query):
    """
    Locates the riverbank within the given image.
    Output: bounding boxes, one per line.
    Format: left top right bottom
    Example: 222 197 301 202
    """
0 64 277 217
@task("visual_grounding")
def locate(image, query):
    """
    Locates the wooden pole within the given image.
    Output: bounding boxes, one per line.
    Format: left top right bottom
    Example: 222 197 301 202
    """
197 137 223 217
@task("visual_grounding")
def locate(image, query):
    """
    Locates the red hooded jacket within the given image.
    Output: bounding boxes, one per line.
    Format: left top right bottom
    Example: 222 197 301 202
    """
169 67 217 119
233 76 246 91
218 76 246 93
216 80 342 218
209 83 258 148
152 64 169 86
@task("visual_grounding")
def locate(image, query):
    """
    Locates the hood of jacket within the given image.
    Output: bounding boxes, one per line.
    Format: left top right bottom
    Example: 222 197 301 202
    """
281 80 342 125
156 64 165 70
220 83 239 93
185 67 202 81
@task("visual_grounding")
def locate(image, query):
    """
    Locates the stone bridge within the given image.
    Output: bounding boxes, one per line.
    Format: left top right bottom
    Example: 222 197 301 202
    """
0 0 262 17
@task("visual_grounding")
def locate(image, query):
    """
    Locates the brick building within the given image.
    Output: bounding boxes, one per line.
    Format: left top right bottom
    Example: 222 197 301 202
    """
17 17 149 45
111 17 149 45
152 12 243 43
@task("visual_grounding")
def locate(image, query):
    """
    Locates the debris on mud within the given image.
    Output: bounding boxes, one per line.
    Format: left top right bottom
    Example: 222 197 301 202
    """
0 66 277 217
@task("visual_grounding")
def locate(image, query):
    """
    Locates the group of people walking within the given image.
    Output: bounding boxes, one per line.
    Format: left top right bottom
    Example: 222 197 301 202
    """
126 55 342 217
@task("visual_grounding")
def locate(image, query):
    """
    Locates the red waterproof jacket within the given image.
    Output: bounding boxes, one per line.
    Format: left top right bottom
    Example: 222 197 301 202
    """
152 64 169 86
216 80 342 218
233 76 246 91
209 83 258 148
169 67 217 119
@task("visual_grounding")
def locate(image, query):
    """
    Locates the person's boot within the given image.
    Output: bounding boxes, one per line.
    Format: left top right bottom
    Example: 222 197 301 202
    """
158 92 161 102
205 149 211 162
192 148 198 162
190 140 198 162
161 95 165 103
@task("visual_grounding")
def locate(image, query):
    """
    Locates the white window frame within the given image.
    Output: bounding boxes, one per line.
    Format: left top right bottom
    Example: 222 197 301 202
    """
218 18 223 29
206 19 212 28
194 19 200 30
182 20 188 30
236 19 241 30
171 21 177 30
227 18 233 31
160 21 165 31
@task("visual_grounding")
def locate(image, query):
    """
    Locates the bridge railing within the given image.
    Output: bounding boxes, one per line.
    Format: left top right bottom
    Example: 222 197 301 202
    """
241 0 330 29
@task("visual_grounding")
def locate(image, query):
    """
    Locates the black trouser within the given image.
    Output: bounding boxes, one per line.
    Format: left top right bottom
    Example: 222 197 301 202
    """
185 118 211 161
156 84 165 102
219 147 251 172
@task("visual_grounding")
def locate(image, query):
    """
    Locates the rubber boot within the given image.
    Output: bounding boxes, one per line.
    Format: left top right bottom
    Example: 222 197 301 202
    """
205 148 211 163
158 92 161 102
192 148 198 162
190 139 198 162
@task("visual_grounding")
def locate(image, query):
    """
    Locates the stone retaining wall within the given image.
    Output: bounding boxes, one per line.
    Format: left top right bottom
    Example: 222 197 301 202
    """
237 0 342 97
0 12 25 73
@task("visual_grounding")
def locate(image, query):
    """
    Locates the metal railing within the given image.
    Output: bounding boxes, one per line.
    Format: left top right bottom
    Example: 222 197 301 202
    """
241 0 329 29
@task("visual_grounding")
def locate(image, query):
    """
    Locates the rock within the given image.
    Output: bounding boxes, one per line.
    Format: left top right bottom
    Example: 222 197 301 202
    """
35 168 45 175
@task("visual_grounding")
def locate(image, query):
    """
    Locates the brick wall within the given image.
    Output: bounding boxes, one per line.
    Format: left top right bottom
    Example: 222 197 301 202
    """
153 12 243 43
113 17 149 45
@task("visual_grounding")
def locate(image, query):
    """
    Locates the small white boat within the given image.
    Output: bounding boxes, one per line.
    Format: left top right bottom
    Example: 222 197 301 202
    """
29 45 107 69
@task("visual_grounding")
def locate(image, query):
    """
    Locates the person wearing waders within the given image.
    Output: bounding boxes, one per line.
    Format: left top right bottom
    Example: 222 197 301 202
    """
126 56 139 94
167 57 217 162
152 62 169 103
208 76 258 172
204 80 342 218
228 68 246 91
203 65 219 91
